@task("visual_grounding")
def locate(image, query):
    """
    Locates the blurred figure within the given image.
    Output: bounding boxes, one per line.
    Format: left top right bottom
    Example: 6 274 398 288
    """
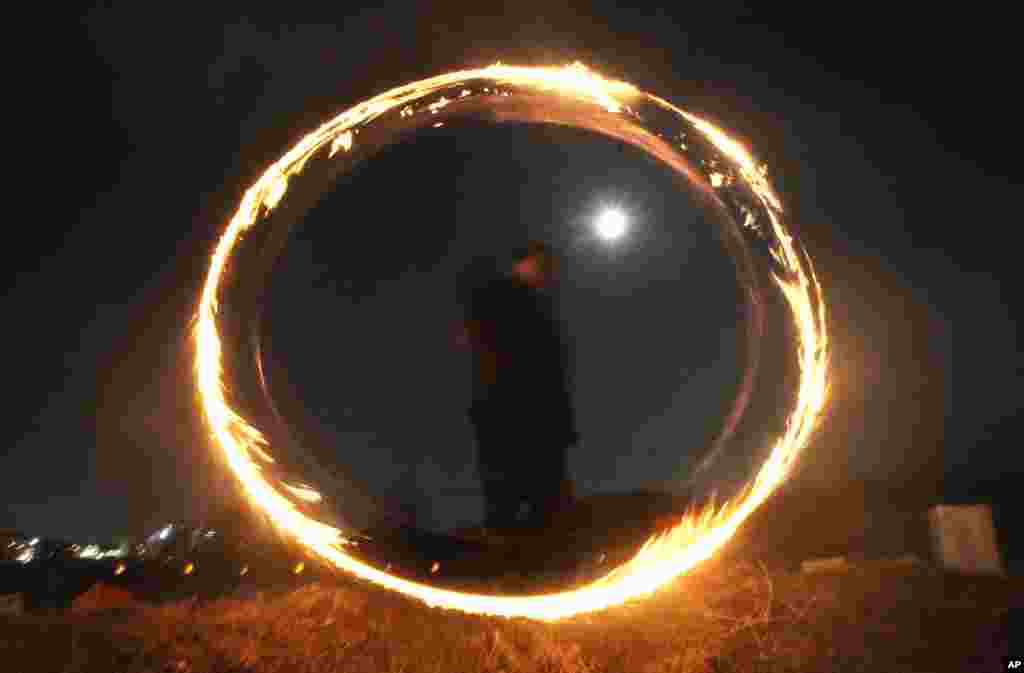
455 241 579 537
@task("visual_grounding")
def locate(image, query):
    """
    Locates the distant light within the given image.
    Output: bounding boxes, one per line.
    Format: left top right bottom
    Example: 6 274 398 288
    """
16 548 34 563
430 561 440 574
79 545 100 559
29 537 40 546
159 526 172 541
240 565 249 576
293 561 305 575
183 562 195 576
205 531 216 538
594 208 628 241
114 562 126 576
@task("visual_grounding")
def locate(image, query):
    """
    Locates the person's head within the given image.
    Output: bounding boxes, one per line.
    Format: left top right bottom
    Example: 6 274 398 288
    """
512 240 560 289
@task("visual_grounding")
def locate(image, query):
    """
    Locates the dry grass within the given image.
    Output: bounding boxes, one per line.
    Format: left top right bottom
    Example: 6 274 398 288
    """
1 556 1018 672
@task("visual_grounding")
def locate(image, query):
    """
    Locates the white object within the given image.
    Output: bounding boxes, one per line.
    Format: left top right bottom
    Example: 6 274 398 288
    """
928 504 1004 576
594 208 628 241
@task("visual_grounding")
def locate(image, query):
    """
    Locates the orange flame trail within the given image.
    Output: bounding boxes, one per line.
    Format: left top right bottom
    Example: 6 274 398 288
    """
193 63 829 621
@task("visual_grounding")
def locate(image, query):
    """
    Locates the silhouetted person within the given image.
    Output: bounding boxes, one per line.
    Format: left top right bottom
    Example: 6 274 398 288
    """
455 241 578 536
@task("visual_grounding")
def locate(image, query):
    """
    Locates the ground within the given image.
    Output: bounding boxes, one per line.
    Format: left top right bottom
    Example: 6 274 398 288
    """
1 556 1017 673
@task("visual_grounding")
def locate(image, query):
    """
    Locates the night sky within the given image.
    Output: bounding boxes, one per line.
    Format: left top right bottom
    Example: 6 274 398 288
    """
2 5 1016 541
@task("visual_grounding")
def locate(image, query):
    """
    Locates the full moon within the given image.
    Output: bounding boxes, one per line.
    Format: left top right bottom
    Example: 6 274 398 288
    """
595 208 628 241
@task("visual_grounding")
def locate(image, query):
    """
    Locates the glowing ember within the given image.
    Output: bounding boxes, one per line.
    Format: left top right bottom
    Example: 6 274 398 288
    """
328 130 353 159
192 62 829 621
282 482 323 503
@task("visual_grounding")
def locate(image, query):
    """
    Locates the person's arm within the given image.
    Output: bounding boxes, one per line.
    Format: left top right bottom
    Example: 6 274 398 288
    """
453 319 487 349
453 320 473 348
454 315 502 386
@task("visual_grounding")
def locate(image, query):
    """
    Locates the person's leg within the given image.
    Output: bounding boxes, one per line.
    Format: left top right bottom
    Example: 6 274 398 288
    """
473 394 529 536
471 400 506 532
519 460 560 533
522 493 551 532
520 417 573 532
482 473 519 533
553 442 577 514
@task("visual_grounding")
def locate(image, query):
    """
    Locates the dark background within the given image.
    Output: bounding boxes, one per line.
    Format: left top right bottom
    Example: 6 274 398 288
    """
1 5 1015 550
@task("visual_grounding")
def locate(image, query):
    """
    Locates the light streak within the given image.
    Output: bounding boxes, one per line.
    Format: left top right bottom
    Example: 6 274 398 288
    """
193 62 829 621
282 482 323 503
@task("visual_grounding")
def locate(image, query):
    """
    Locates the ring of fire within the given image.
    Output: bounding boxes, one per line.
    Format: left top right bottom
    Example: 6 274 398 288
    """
193 62 829 622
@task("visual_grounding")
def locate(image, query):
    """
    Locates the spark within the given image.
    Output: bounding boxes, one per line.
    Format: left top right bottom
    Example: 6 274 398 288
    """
282 482 323 503
428 96 451 114
193 62 829 621
328 130 353 158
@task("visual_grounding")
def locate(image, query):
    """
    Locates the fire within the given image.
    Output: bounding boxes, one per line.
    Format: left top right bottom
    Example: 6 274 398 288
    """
193 62 829 621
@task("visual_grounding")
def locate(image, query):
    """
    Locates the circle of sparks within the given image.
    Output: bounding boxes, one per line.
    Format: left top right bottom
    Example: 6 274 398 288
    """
193 63 829 622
